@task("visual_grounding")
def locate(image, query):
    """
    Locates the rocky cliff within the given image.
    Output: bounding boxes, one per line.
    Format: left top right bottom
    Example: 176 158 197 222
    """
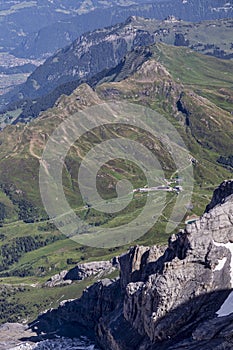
44 259 118 287
27 179 233 349
206 179 233 212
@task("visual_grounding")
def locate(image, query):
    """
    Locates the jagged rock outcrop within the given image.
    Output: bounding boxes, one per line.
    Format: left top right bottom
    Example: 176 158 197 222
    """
44 259 119 287
44 270 71 288
206 179 233 212
64 260 118 282
28 180 233 349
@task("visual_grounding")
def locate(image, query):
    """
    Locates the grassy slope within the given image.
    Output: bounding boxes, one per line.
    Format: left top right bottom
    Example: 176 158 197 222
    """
0 43 232 322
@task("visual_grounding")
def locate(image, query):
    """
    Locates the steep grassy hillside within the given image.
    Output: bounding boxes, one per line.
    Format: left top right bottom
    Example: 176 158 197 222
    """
97 44 233 155
0 43 232 322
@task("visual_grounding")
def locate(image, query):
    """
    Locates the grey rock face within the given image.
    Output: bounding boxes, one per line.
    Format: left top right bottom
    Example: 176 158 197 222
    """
15 18 156 101
44 270 70 288
0 323 37 350
29 278 121 341
206 179 233 212
45 259 118 287
64 260 117 281
30 180 233 350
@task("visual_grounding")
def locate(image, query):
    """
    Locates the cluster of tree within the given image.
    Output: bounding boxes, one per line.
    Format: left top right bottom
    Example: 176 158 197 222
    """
0 183 40 223
0 203 6 222
217 155 233 169
174 33 190 47
0 235 60 272
0 286 28 324
37 222 57 231
0 300 27 323
17 199 39 223
66 258 80 265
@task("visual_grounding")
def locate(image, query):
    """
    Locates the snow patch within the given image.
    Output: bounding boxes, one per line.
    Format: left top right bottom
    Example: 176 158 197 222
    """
214 257 227 271
216 291 233 318
213 241 233 317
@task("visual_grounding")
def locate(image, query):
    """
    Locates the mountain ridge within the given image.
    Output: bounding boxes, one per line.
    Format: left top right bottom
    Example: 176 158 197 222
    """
1 16 233 123
1 0 232 58
0 43 232 221
0 39 231 324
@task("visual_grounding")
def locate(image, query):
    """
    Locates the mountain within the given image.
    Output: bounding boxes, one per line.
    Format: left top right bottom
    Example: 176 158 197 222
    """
0 42 231 282
0 0 140 54
0 1 156 101
1 1 232 109
0 46 231 333
1 0 232 58
11 0 233 59
0 1 232 341
2 16 233 123
22 180 233 350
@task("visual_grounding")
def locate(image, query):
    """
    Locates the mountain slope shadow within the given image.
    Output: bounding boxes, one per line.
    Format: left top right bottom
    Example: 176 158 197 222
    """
21 287 233 349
